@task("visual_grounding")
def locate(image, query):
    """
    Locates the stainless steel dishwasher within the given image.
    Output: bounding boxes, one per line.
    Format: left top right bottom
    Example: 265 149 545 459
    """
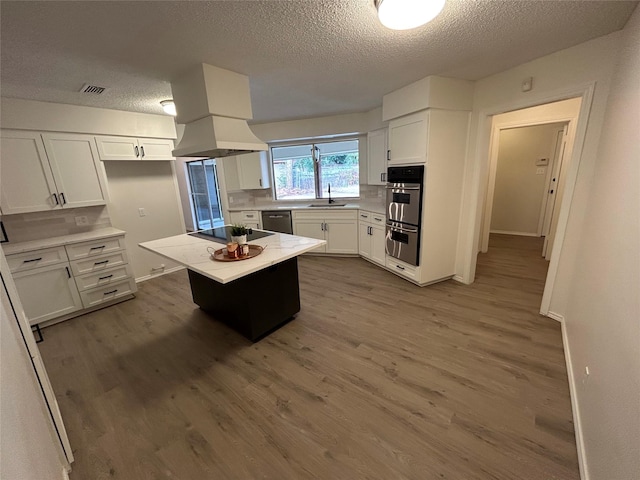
261 210 293 234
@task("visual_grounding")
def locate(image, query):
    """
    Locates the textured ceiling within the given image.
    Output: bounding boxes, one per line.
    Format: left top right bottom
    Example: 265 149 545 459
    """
1 1 637 123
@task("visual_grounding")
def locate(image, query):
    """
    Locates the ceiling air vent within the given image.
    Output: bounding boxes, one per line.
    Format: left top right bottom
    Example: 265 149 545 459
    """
79 83 108 95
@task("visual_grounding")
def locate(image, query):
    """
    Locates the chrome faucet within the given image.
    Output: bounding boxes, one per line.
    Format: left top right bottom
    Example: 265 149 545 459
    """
328 183 336 204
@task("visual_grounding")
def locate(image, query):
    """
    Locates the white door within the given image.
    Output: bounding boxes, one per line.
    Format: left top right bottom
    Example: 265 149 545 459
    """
388 111 428 165
367 128 388 185
42 133 107 208
370 223 386 266
325 219 358 254
293 220 326 253
12 263 82 325
95 135 140 160
542 126 568 258
358 221 372 258
0 130 58 213
138 138 175 160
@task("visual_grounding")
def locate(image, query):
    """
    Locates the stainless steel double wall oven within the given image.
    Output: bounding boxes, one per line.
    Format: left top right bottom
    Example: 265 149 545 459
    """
385 166 424 266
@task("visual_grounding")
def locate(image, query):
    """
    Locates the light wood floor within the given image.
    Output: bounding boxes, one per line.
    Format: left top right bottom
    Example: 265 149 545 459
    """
39 234 579 479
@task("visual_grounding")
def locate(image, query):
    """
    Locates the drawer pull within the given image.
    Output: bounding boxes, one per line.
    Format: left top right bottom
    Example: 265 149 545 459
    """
23 257 43 263
374 217 382 222
66 266 71 278
396 265 405 271
94 260 110 266
90 245 106 251
103 289 118 295
360 214 368 218
246 214 254 218
98 274 114 280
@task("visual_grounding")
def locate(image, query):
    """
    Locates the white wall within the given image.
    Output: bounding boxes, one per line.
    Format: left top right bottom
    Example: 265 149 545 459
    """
456 29 622 319
561 7 640 479
491 123 564 235
104 161 185 280
1 268 67 480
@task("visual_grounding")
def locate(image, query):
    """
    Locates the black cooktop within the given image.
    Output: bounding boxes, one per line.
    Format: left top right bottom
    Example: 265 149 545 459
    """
188 226 274 243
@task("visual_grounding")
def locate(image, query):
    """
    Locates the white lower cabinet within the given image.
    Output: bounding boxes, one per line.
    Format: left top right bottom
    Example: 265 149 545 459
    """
386 257 420 281
12 262 82 325
6 233 137 325
292 210 358 254
358 210 386 266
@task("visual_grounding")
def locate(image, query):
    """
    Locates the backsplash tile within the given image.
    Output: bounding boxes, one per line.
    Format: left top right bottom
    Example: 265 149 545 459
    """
1 206 111 244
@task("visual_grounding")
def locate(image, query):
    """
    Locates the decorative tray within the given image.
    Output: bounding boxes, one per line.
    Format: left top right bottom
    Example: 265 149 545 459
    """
210 244 264 262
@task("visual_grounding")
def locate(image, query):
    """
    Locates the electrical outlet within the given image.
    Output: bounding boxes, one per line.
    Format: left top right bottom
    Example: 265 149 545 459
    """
138 207 146 217
229 196 234 203
75 215 89 226
536 167 546 175
582 366 591 385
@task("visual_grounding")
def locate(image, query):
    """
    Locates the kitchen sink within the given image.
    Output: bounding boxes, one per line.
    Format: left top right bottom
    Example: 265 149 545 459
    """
308 203 347 207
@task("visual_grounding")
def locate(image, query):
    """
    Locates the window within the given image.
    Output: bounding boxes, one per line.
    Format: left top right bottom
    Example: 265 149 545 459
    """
186 159 224 230
271 139 359 200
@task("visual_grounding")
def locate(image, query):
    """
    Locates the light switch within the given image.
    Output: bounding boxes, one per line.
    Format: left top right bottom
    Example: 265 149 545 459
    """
138 207 146 217
536 168 546 175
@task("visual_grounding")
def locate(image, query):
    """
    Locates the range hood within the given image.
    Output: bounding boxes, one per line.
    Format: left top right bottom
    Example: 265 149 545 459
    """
171 63 267 158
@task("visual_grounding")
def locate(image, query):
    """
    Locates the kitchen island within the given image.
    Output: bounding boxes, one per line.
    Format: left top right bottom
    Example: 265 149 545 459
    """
139 227 326 341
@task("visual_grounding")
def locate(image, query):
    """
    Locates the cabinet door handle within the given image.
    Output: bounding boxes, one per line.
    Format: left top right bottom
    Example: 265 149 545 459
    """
94 260 109 266
140 146 145 158
52 193 59 205
103 289 118 295
60 192 67 205
134 145 139 157
90 245 106 251
380 172 384 182
98 274 114 280
65 266 71 278
23 257 43 263
387 150 391 161
383 173 386 182
259 178 262 187
320 223 324 231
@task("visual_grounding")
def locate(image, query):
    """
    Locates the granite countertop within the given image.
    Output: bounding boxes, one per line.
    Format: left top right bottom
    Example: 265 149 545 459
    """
1 227 126 255
228 200 386 215
139 230 326 284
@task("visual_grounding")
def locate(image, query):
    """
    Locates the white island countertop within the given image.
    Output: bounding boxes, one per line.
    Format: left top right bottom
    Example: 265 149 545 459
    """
139 230 326 284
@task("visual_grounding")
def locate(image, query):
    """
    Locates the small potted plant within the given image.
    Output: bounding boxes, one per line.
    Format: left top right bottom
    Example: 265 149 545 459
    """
231 224 249 245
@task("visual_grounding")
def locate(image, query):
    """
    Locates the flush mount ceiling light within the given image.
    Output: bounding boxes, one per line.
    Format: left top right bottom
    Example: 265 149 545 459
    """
160 99 177 116
375 0 445 30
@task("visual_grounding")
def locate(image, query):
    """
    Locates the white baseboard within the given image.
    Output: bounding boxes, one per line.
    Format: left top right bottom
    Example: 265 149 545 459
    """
452 274 466 284
135 265 185 283
490 230 539 237
551 312 589 480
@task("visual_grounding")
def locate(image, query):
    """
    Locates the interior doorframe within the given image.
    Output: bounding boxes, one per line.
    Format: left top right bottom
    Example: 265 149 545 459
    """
481 118 573 253
461 82 596 315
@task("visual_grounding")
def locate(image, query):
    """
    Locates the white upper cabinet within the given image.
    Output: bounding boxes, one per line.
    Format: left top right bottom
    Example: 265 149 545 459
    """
0 130 58 214
95 135 174 161
1 130 107 214
236 151 270 189
41 133 107 208
367 128 388 185
388 110 429 165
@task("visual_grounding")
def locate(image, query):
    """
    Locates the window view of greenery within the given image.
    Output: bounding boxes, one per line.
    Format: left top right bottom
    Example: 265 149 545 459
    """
272 140 359 200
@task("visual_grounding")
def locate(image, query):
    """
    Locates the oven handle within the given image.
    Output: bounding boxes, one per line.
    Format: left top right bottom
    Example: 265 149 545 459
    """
387 224 419 234
385 185 420 190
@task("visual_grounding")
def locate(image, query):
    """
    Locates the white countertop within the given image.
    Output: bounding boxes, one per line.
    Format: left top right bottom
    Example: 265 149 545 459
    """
229 200 386 215
139 230 326 284
1 227 126 255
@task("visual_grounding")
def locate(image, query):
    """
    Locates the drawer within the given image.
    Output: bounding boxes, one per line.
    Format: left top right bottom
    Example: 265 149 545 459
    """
70 250 128 276
79 278 136 309
6 246 68 273
358 211 371 221
239 211 260 222
74 264 132 292
66 235 125 260
386 257 419 280
370 213 385 225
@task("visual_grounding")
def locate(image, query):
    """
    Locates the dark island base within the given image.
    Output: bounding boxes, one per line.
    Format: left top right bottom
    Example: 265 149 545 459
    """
187 257 301 342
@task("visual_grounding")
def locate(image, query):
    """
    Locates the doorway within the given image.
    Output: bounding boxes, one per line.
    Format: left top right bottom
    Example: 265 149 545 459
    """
485 121 569 260
186 159 225 230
